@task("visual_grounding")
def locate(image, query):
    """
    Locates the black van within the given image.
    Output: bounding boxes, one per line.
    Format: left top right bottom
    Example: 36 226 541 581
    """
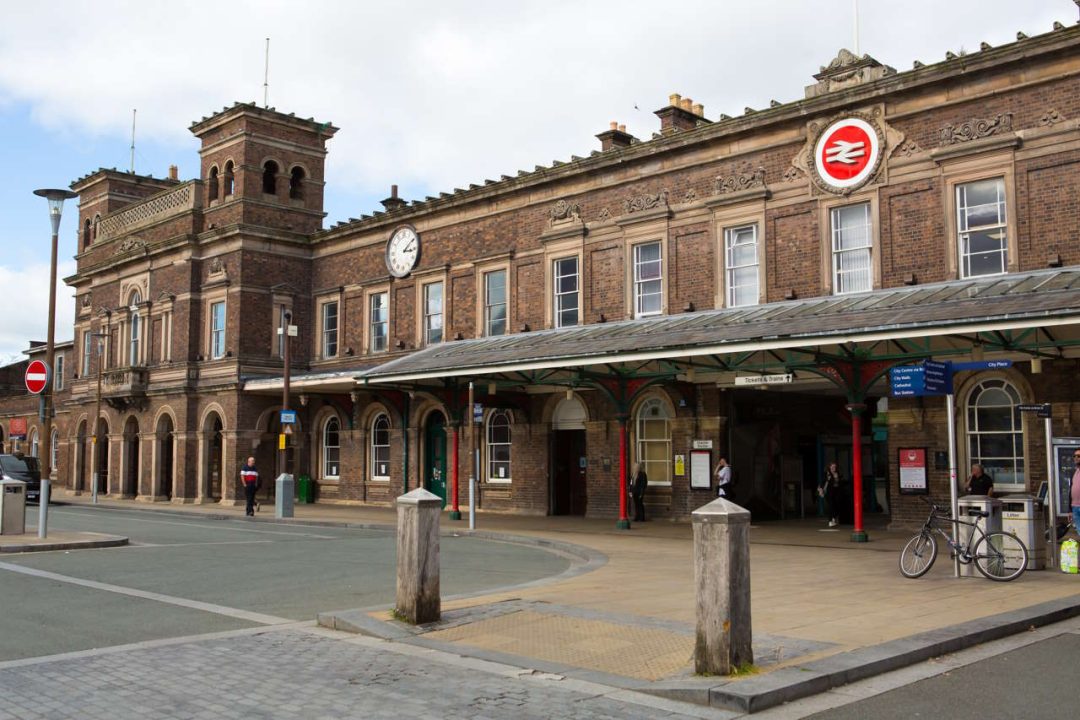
0 454 42 503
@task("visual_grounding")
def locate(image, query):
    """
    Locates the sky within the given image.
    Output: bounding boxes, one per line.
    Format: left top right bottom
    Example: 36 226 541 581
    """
0 0 1073 362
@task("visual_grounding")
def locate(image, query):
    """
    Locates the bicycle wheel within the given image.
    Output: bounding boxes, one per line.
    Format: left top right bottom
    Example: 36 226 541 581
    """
899 532 937 578
973 531 1027 582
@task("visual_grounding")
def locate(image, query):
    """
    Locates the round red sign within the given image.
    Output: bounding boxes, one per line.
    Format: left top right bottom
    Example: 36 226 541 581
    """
25 359 49 395
813 117 881 191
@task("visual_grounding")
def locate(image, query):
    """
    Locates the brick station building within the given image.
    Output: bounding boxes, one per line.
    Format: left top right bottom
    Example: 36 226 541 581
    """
6 24 1080 534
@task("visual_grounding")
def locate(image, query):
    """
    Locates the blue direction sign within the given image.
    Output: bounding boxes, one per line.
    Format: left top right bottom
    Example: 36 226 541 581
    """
952 360 1012 372
889 365 925 397
280 409 298 425
923 360 953 395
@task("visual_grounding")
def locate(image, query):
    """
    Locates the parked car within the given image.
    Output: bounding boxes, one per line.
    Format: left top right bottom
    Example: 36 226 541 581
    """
0 453 42 503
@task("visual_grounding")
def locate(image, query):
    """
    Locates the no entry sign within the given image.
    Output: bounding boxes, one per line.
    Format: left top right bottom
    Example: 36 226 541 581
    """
813 117 881 191
25 360 49 394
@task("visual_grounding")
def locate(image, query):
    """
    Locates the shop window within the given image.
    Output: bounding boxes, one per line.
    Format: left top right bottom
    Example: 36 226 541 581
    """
223 161 234 196
484 270 507 336
262 161 279 195
370 292 388 353
633 242 663 317
321 301 338 359
322 416 340 479
486 410 512 482
371 414 390 480
553 257 579 328
636 398 670 483
957 178 1007 278
424 282 443 345
289 166 305 200
831 203 872 294
724 224 759 307
210 301 226 359
966 378 1024 488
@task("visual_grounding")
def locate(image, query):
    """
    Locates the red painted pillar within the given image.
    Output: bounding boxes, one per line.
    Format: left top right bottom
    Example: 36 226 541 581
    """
449 425 461 520
848 403 868 542
617 415 630 529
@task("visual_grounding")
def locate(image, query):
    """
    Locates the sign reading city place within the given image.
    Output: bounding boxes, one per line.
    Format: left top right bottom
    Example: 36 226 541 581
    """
24 360 49 395
734 373 792 386
812 116 882 193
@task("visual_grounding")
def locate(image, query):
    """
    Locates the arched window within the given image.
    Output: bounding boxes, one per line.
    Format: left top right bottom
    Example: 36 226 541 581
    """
289 166 305 200
966 378 1025 488
486 410 512 482
322 416 340 479
29 428 39 458
262 161 279 195
636 397 671 484
371 414 390 479
223 161 234 196
129 290 142 366
208 166 219 202
83 218 92 249
92 215 100 241
50 428 59 475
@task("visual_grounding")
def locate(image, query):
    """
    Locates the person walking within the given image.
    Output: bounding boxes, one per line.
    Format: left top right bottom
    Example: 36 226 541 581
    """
241 456 260 517
715 457 733 498
819 462 842 527
965 463 993 496
630 462 648 522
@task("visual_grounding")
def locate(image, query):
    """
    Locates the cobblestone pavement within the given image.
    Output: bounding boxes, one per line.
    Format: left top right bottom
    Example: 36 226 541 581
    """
0 626 731 720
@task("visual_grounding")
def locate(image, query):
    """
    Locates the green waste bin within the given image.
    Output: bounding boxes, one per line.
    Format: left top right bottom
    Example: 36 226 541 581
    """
297 475 315 504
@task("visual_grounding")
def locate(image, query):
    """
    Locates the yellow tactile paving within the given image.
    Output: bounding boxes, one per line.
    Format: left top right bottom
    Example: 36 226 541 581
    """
426 609 693 681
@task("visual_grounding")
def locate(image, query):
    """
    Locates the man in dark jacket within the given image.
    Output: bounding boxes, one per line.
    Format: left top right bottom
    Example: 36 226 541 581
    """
241 457 259 517
630 462 648 522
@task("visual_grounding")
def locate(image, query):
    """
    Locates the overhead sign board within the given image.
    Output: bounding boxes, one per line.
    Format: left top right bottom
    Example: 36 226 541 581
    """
279 409 297 425
952 360 1012 371
25 360 49 395
1017 403 1051 418
734 373 792 386
923 360 953 395
473 403 484 423
889 365 925 397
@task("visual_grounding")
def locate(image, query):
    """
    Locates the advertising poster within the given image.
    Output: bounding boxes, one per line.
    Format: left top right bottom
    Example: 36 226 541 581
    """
898 447 928 495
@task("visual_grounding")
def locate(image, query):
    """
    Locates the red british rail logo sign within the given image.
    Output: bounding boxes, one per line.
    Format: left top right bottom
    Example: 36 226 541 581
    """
25 360 49 395
812 116 882 192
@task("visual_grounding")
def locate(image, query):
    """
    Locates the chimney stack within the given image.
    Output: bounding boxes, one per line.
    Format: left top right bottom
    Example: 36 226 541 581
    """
655 92 710 134
168 164 179 181
380 184 407 211
596 120 636 151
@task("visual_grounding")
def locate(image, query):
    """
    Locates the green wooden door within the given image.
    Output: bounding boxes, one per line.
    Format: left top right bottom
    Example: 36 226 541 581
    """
424 413 447 508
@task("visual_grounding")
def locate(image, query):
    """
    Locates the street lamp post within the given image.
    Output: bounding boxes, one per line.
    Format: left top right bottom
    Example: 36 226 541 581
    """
276 310 296 518
33 188 77 529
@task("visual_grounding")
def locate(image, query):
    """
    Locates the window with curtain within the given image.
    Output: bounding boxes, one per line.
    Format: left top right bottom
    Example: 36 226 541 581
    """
831 203 872 294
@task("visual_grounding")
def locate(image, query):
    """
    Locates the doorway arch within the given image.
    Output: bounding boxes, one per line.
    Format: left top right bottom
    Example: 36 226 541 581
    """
94 416 109 495
123 416 140 497
422 410 448 508
156 413 174 500
202 412 224 501
551 395 588 516
75 420 87 492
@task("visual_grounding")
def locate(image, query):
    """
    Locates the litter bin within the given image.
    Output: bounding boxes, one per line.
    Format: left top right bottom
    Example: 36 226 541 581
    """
999 494 1044 570
0 477 27 535
957 495 1002 577
297 474 315 504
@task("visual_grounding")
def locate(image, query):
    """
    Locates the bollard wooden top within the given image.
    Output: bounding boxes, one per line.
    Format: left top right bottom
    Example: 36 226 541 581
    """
691 497 751 524
396 488 443 506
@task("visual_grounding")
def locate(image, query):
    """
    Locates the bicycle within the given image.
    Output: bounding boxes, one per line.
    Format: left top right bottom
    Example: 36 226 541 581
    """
899 496 1028 581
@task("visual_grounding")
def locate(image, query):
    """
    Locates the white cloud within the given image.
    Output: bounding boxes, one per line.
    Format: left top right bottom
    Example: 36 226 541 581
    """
0 261 76 358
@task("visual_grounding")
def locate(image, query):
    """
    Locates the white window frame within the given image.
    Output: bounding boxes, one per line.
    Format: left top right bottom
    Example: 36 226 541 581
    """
965 378 1025 491
633 241 663 318
210 301 226 359
322 416 341 480
82 331 92 377
830 202 873 295
369 291 389 353
553 256 580 328
321 301 339 359
423 281 444 346
486 409 512 483
724 224 759 308
29 428 39 459
957 177 1008 279
54 353 65 391
371 413 391 481
484 269 508 337
50 428 59 476
635 397 671 485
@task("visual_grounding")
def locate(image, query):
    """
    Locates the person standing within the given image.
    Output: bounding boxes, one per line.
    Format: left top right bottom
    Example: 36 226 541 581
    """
241 456 259 517
819 462 842 527
630 462 648 522
965 463 993 496
715 457 733 498
1071 450 1080 532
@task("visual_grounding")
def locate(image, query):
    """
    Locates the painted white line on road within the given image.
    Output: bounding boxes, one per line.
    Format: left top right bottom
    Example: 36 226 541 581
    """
126 540 276 548
51 507 340 539
0 561 293 626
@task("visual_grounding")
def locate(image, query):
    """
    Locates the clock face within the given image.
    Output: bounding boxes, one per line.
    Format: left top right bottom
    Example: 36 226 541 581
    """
386 226 420 278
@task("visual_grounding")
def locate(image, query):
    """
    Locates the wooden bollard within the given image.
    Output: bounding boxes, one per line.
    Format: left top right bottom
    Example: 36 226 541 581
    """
395 488 442 624
692 496 753 675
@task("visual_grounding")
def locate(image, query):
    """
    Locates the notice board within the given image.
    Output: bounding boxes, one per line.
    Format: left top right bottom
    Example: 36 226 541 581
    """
690 450 711 490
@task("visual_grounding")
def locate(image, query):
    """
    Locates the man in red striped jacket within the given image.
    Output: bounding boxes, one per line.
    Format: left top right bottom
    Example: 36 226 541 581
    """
241 457 260 517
